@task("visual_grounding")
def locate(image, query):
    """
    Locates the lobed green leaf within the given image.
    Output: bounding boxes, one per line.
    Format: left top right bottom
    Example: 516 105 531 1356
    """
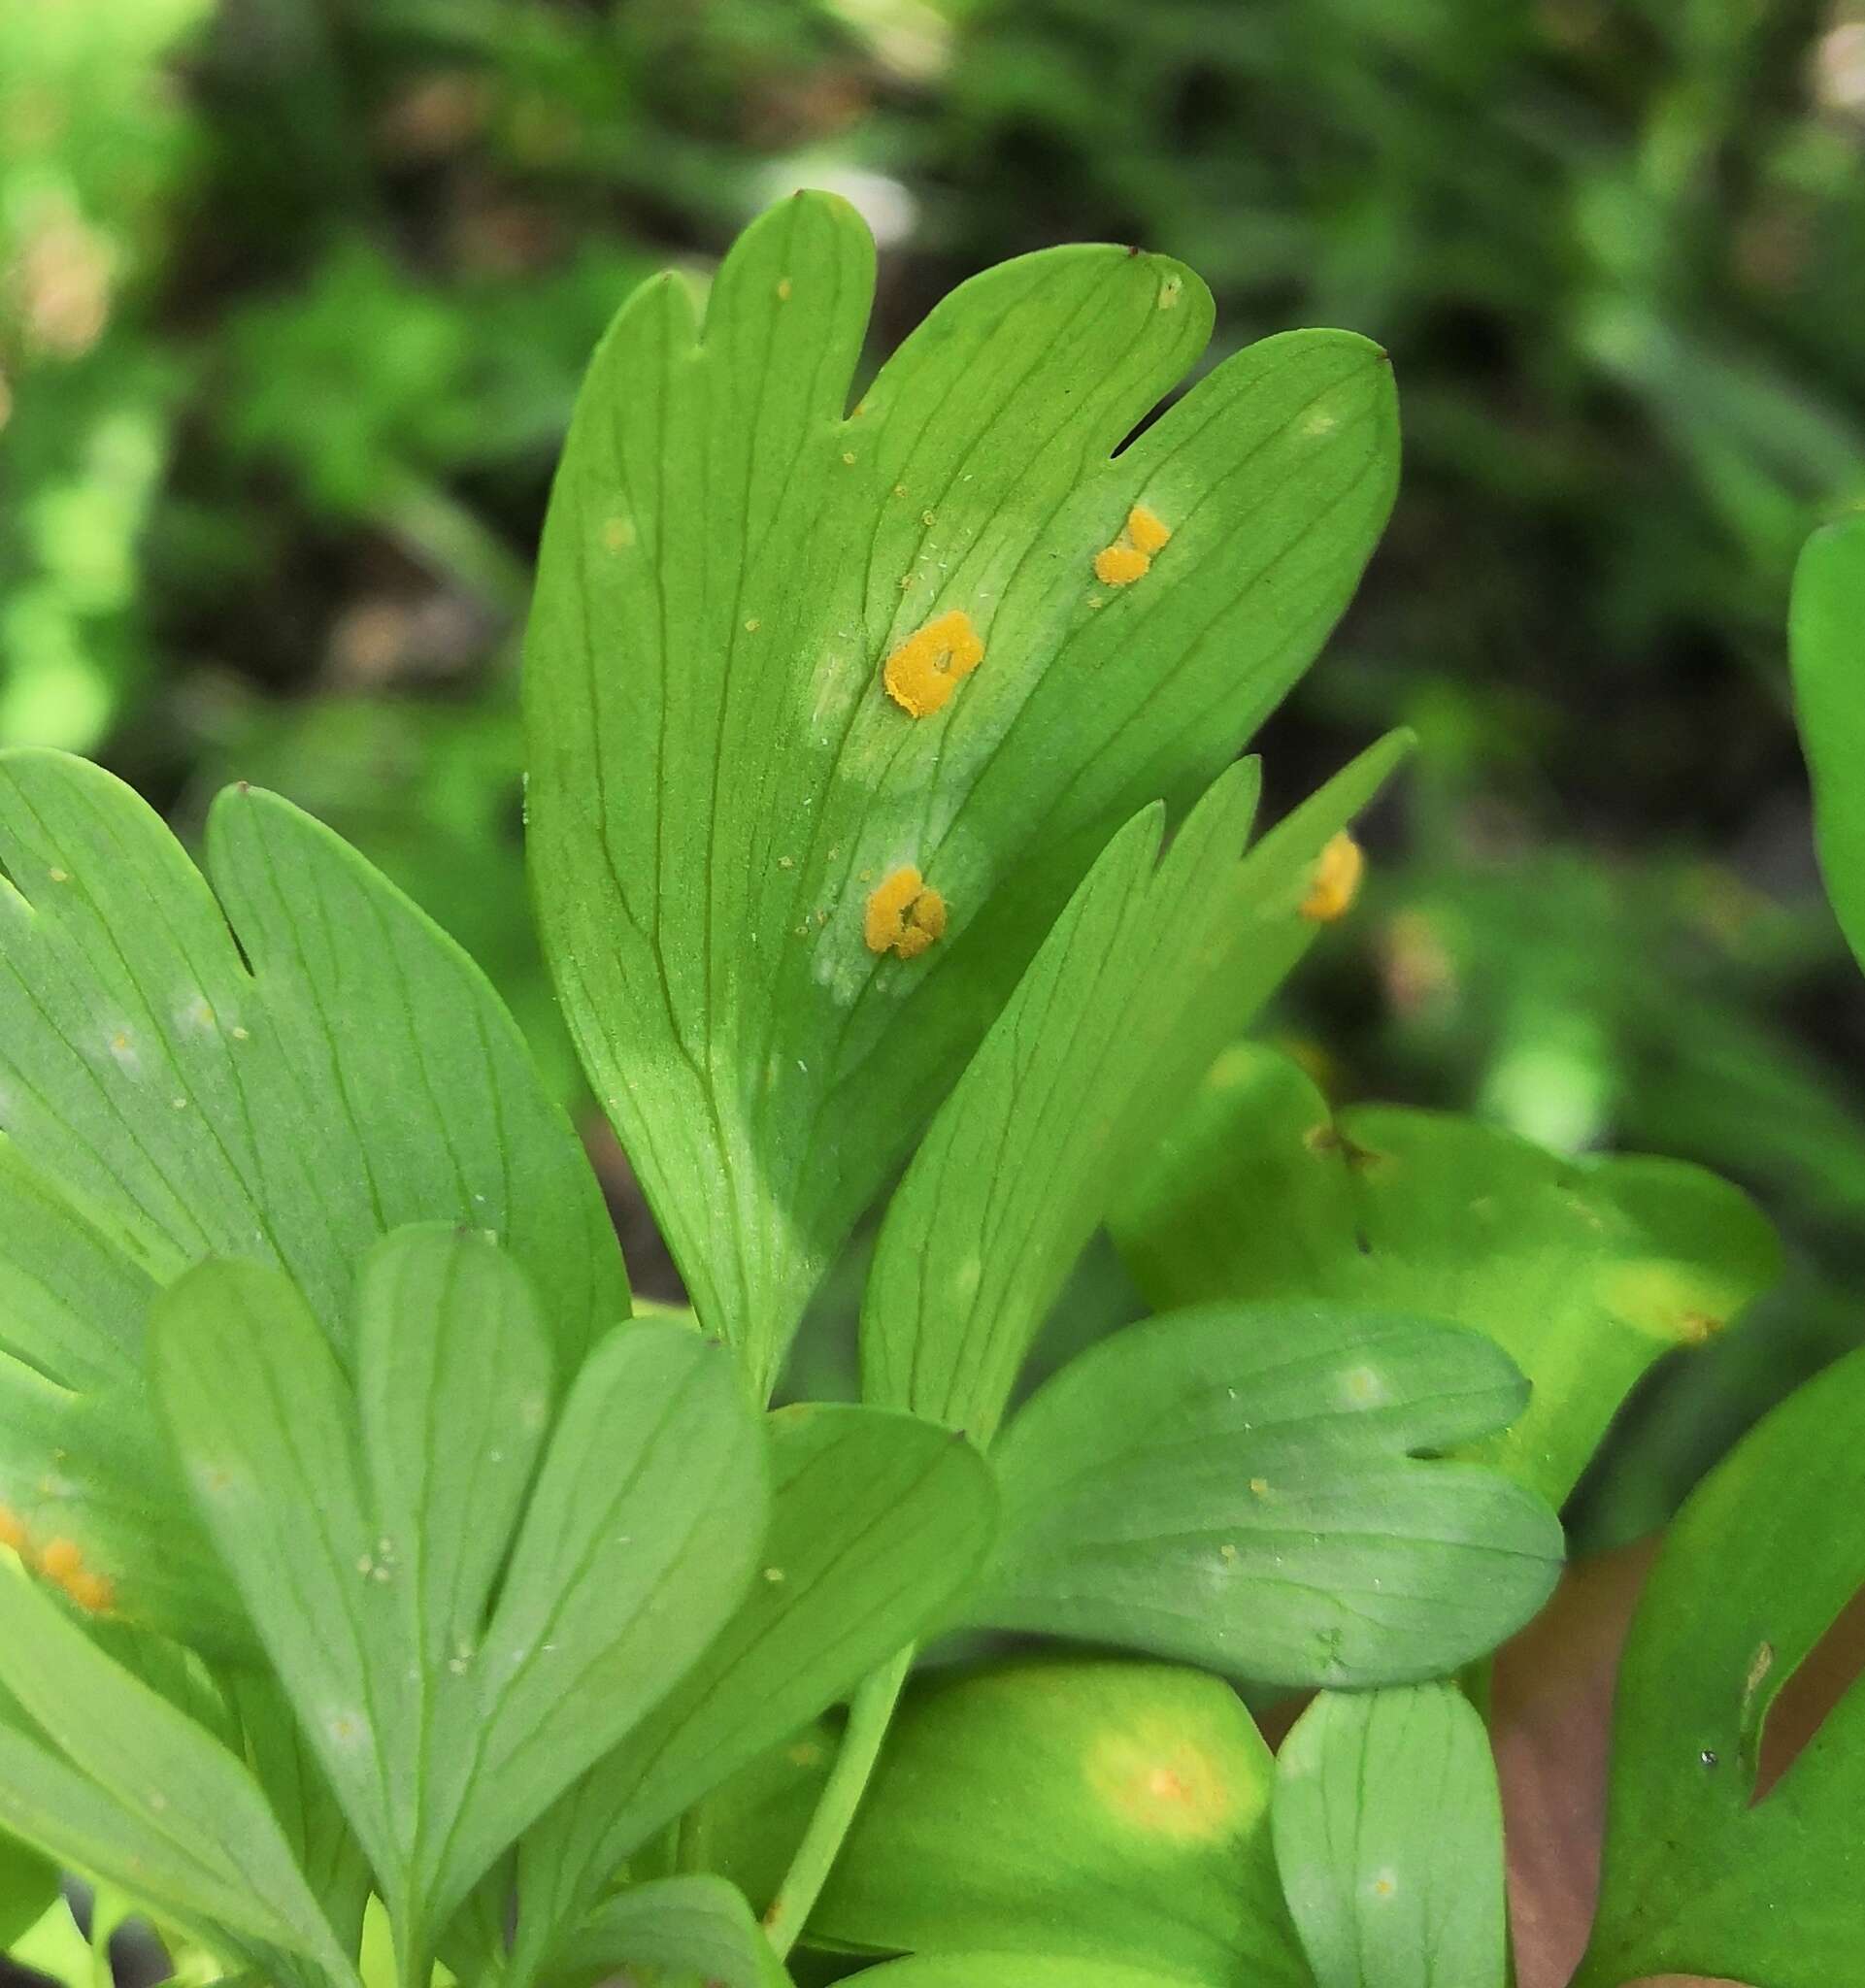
0 749 625 1645
1112 1044 1781 1504
861 736 1407 1444
1577 1344 1865 1988
511 1403 997 1984
964 1302 1561 1685
1273 1683 1507 1988
151 1227 761 1970
524 191 1398 1392
813 1656 1310 1988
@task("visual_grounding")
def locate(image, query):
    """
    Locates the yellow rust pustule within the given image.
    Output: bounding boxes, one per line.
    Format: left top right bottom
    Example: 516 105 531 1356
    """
1093 504 1174 586
30 1532 116 1615
1300 831 1365 923
864 867 948 960
883 609 985 719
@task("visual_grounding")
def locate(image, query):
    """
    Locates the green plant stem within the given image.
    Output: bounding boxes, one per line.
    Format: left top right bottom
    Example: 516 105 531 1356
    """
760 1646 912 1961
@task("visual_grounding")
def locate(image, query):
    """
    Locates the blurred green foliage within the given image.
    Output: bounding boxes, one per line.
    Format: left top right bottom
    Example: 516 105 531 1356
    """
3 0 1864 1541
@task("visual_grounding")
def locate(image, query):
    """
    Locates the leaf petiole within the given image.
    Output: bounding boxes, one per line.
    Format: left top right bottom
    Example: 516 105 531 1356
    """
760 1647 913 1961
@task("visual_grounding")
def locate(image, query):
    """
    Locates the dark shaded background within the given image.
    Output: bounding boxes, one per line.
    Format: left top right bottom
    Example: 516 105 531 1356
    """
5 0 1865 1555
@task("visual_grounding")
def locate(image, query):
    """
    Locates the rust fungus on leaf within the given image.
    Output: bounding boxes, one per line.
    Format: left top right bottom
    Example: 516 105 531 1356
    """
1299 830 1365 922
1127 503 1172 554
34 1534 115 1613
1092 503 1173 586
864 866 949 960
883 608 985 718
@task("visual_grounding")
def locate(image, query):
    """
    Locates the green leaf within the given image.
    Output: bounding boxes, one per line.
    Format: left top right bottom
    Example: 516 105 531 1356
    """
1577 1344 1865 1988
0 1565 353 1983
812 1656 1310 1988
0 1829 58 1948
225 1671 372 1966
550 1874 791 1988
1112 1045 1780 1504
861 736 1408 1444
963 1302 1561 1685
1272 1684 1507 1988
850 1959 1207 1988
0 748 626 1645
511 1403 997 1983
150 1226 764 1971
524 190 1398 1393
1791 514 1865 972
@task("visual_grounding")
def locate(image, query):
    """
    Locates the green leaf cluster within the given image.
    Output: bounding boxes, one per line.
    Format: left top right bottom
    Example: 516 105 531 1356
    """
0 196 1838 1988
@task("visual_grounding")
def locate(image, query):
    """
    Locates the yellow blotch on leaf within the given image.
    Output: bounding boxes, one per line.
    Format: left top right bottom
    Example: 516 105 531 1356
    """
1085 1722 1242 1842
0 1505 25 1552
1299 831 1364 922
864 867 948 960
1092 504 1174 586
883 609 985 718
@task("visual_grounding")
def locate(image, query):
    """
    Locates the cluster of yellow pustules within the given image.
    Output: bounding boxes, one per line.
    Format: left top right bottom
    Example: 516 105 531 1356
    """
0 1504 115 1613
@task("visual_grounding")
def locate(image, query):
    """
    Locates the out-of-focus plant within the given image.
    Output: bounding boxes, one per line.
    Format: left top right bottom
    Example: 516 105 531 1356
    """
0 0 210 751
